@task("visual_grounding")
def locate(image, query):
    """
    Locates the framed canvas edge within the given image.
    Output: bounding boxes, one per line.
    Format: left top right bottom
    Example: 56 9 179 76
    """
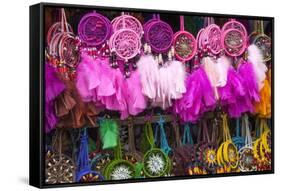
29 2 275 189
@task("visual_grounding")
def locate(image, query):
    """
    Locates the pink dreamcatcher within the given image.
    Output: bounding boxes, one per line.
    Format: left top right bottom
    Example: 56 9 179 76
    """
47 8 80 79
221 19 247 57
109 13 141 61
78 11 112 47
173 15 197 62
112 14 143 38
47 22 73 46
202 24 222 55
196 18 222 56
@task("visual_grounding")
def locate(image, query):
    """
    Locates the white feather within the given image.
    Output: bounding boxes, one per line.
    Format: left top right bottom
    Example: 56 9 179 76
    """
136 55 159 99
216 55 231 87
248 44 268 90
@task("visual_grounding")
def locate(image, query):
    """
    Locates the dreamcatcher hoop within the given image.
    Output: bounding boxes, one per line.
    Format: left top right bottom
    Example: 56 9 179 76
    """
109 14 141 61
142 120 171 178
253 20 271 62
112 14 143 38
45 129 75 184
47 22 73 46
196 120 218 172
173 15 197 61
144 14 173 53
202 23 222 55
238 115 257 172
221 19 247 57
58 33 80 68
78 11 112 47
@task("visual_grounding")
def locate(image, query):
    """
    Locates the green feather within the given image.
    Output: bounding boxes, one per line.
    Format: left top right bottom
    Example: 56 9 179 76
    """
134 162 144 178
99 119 119 149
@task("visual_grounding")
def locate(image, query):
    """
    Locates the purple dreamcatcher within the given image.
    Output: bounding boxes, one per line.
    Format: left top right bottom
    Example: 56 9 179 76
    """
173 16 197 62
202 23 222 55
144 14 174 54
78 11 112 47
221 19 247 57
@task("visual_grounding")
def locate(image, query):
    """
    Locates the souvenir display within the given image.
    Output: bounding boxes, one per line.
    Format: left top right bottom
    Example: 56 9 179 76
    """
30 3 273 188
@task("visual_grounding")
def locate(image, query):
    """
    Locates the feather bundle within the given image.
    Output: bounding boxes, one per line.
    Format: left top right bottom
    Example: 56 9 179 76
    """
173 67 216 122
45 63 65 133
248 44 268 90
136 55 159 99
99 119 119 149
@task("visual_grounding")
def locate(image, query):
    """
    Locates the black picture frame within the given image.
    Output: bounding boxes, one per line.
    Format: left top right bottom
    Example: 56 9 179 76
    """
29 2 274 188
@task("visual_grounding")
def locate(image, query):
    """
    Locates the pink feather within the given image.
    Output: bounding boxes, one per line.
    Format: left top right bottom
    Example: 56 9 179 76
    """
216 55 231 87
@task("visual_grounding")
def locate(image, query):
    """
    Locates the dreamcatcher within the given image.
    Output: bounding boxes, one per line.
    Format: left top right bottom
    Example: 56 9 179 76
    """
253 118 271 171
103 137 136 180
196 119 218 172
76 128 104 182
142 118 171 178
221 19 247 57
144 14 173 64
109 13 141 61
197 17 222 56
238 114 257 172
47 22 73 46
112 13 143 38
48 8 80 79
252 21 271 62
45 129 75 184
216 114 239 172
78 11 112 47
172 123 195 176
173 15 197 62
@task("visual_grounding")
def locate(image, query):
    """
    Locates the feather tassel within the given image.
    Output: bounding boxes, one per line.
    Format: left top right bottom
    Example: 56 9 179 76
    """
247 44 268 90
99 118 119 149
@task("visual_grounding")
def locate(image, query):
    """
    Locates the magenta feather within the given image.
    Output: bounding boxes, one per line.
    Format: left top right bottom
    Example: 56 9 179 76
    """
173 67 216 122
45 63 65 133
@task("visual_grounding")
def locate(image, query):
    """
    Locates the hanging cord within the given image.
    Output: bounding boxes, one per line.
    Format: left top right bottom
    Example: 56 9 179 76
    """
128 117 137 153
172 119 181 147
222 114 231 142
60 8 69 33
180 15 185 31
182 123 194 145
76 128 90 175
145 120 155 149
155 114 172 155
242 114 252 147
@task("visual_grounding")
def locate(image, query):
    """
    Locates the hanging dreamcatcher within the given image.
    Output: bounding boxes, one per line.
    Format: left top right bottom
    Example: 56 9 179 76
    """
216 114 239 172
78 11 112 47
47 21 73 46
45 129 75 184
76 128 104 182
109 12 141 61
221 19 247 57
173 15 197 62
238 114 257 172
252 20 271 62
144 14 173 65
196 119 218 172
253 118 271 171
172 123 196 176
112 13 143 38
47 8 80 79
142 118 171 178
196 17 222 56
103 137 136 180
